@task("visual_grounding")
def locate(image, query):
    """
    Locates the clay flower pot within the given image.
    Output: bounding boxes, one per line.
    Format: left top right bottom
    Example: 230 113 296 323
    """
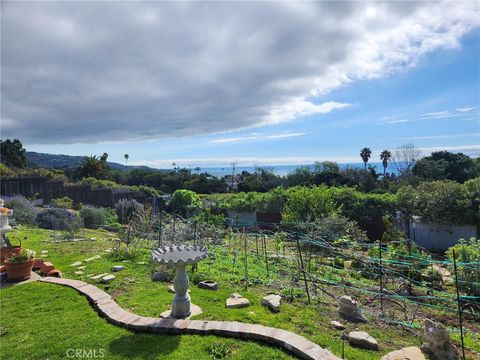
5 258 34 282
33 258 45 270
0 246 23 264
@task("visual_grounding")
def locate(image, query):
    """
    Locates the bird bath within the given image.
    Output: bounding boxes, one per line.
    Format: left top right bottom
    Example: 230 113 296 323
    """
152 244 208 319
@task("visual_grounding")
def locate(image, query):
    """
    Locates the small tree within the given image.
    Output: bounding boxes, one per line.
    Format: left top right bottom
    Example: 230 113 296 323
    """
0 139 27 168
115 199 144 224
392 144 421 177
360 147 372 171
380 150 392 175
168 189 201 217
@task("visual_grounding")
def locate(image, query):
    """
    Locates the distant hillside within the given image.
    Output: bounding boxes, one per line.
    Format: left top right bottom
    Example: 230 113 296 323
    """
26 151 161 172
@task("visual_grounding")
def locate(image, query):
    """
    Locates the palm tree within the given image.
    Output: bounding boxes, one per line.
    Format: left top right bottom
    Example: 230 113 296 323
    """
380 150 392 175
100 152 108 162
76 155 107 179
194 166 201 174
360 147 372 171
124 154 129 173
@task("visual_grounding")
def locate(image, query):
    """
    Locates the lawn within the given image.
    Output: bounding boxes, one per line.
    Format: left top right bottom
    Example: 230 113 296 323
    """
2 226 479 359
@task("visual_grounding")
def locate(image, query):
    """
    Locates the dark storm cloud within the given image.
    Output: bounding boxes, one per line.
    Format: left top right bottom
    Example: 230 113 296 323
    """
1 1 478 144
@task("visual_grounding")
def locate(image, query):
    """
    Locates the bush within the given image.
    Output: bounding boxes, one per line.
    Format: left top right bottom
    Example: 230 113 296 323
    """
397 180 478 225
115 199 144 224
50 196 74 209
3 196 38 225
168 189 201 217
446 237 480 296
36 208 81 232
80 206 108 228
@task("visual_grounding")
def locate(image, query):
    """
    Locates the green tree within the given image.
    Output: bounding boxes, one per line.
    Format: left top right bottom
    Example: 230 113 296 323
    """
413 151 475 183
380 150 392 175
0 139 27 168
360 147 372 171
168 189 201 217
75 155 108 180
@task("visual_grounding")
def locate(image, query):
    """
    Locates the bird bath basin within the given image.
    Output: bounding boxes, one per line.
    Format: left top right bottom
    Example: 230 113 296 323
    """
152 244 208 318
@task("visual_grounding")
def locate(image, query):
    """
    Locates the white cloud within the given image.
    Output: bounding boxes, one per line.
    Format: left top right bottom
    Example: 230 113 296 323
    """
456 107 476 112
401 132 480 140
209 132 307 144
2 1 479 144
378 106 479 125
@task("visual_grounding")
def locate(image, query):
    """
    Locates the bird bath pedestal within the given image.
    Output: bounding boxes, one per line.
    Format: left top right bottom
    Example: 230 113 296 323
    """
152 245 208 319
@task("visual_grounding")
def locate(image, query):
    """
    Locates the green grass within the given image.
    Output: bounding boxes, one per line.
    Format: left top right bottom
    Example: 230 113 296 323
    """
2 226 479 359
0 283 293 360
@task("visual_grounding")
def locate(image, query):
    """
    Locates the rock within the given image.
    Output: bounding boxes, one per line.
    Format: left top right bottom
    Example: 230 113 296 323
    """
167 284 190 294
74 271 84 275
261 294 281 312
381 346 425 360
104 249 112 253
40 262 55 275
46 269 62 277
70 261 82 267
101 275 115 284
90 273 109 280
137 261 147 265
330 321 346 330
421 319 458 360
41 250 48 254
338 295 367 323
78 266 86 270
198 280 218 290
111 265 125 272
226 293 250 308
151 271 170 282
347 331 379 350
85 255 101 262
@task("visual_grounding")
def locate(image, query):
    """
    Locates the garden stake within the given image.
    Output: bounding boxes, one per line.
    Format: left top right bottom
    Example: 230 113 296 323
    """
452 249 466 360
296 237 311 304
263 235 269 278
407 239 412 293
244 234 248 290
379 239 384 315
255 235 259 255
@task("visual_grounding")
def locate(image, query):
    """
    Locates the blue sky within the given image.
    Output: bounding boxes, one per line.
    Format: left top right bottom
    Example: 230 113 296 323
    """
3 2 479 169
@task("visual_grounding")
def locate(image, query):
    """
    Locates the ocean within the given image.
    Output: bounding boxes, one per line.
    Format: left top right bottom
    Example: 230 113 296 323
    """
199 162 395 177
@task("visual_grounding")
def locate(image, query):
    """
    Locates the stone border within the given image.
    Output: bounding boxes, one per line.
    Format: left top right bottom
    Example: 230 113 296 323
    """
39 277 339 360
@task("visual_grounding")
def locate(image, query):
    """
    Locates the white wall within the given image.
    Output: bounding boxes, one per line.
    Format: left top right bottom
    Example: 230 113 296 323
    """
228 210 257 228
410 221 477 253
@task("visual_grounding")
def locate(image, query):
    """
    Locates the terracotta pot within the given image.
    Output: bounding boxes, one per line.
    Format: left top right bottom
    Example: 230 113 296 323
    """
0 246 23 264
5 258 34 282
33 258 45 270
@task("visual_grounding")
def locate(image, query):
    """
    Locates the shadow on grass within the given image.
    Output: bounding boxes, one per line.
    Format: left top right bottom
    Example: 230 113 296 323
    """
109 333 180 358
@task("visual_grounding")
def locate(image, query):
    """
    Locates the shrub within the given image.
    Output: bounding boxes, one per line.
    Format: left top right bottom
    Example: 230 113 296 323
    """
50 196 74 209
115 199 144 224
36 208 81 232
80 206 108 228
3 196 38 225
397 180 478 225
313 215 367 243
168 189 201 217
446 237 480 296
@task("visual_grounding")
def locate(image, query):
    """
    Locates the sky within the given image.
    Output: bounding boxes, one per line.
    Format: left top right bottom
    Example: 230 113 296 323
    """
1 1 479 169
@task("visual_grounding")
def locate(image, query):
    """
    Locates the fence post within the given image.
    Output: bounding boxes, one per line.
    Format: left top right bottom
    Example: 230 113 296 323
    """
379 239 384 315
452 249 466 360
407 239 412 293
263 235 269 278
244 234 248 290
296 237 311 304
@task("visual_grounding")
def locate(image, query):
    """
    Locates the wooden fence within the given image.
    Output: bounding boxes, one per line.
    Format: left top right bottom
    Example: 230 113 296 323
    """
1 176 146 208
